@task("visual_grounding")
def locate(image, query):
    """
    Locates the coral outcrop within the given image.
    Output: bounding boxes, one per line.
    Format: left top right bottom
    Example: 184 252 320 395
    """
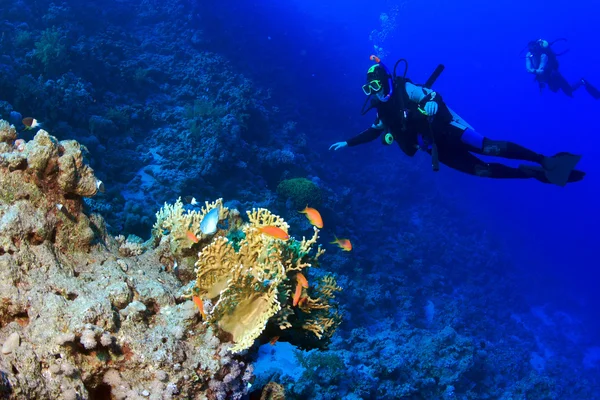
0 120 341 399
0 122 250 399
276 178 322 209
153 201 342 354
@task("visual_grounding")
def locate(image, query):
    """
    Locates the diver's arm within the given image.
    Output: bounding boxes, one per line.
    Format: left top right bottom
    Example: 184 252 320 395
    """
405 82 429 103
536 54 548 74
406 82 445 115
526 53 535 73
346 118 384 147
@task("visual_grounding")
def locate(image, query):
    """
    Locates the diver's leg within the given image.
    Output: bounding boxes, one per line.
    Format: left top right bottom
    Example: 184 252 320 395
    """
579 79 600 99
438 148 531 179
571 79 584 92
459 128 583 186
546 72 571 95
440 147 585 184
460 128 544 163
557 74 575 96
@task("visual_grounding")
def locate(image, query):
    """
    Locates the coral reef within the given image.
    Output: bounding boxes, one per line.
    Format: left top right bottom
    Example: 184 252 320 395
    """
0 1 597 398
152 200 342 354
0 122 100 255
1 123 338 399
0 0 318 238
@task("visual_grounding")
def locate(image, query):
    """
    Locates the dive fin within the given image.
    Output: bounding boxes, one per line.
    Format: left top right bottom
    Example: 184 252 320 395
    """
519 164 586 184
518 164 544 178
541 152 582 187
583 79 600 99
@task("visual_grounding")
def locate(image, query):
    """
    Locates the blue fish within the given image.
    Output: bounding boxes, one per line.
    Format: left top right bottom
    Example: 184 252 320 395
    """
200 206 220 235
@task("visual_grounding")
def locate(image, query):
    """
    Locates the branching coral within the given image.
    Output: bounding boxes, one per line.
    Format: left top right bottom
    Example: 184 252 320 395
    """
180 205 342 353
152 197 342 353
195 236 237 299
195 208 290 353
285 274 342 343
152 197 224 253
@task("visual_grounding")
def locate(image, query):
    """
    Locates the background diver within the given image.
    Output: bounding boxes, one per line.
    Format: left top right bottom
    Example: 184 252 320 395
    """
525 38 600 99
329 56 585 187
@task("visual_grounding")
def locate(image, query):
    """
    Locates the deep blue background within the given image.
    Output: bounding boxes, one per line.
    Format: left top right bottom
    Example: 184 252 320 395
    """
205 0 599 335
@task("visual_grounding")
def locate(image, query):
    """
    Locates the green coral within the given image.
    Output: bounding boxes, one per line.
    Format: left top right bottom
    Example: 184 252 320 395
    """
276 178 322 209
15 30 33 48
295 350 345 390
34 26 69 72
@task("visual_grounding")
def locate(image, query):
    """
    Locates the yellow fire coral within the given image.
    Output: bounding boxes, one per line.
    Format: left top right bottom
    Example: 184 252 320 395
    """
191 206 342 353
297 275 342 340
153 198 342 353
152 197 224 254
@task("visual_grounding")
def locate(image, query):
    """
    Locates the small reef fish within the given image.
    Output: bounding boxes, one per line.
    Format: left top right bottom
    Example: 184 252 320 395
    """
186 230 199 243
269 336 280 345
192 295 206 319
258 226 289 241
292 281 303 306
200 206 220 235
22 117 41 130
331 236 352 251
296 272 308 288
183 196 198 205
96 180 105 193
293 273 309 307
298 206 323 228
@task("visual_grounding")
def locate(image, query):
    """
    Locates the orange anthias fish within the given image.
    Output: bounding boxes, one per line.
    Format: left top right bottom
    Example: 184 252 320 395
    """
296 272 309 288
331 236 352 251
258 226 289 241
292 281 303 306
192 295 206 319
186 230 199 243
298 206 323 228
269 336 280 345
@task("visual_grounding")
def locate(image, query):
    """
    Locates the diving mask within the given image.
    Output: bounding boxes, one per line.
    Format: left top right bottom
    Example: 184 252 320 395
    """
362 80 382 95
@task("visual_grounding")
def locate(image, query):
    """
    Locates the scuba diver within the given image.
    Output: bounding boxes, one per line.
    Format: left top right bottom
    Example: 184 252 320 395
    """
329 55 585 186
525 38 600 99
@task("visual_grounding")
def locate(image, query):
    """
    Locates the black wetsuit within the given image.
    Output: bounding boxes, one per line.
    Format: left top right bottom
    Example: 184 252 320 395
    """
526 44 600 99
347 78 585 183
527 49 575 96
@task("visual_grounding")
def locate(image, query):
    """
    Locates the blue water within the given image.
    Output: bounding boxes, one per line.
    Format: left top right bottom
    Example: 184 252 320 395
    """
1 0 599 398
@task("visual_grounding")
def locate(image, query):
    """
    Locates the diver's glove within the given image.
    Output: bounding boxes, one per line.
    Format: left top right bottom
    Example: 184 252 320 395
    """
329 141 348 151
424 101 438 116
